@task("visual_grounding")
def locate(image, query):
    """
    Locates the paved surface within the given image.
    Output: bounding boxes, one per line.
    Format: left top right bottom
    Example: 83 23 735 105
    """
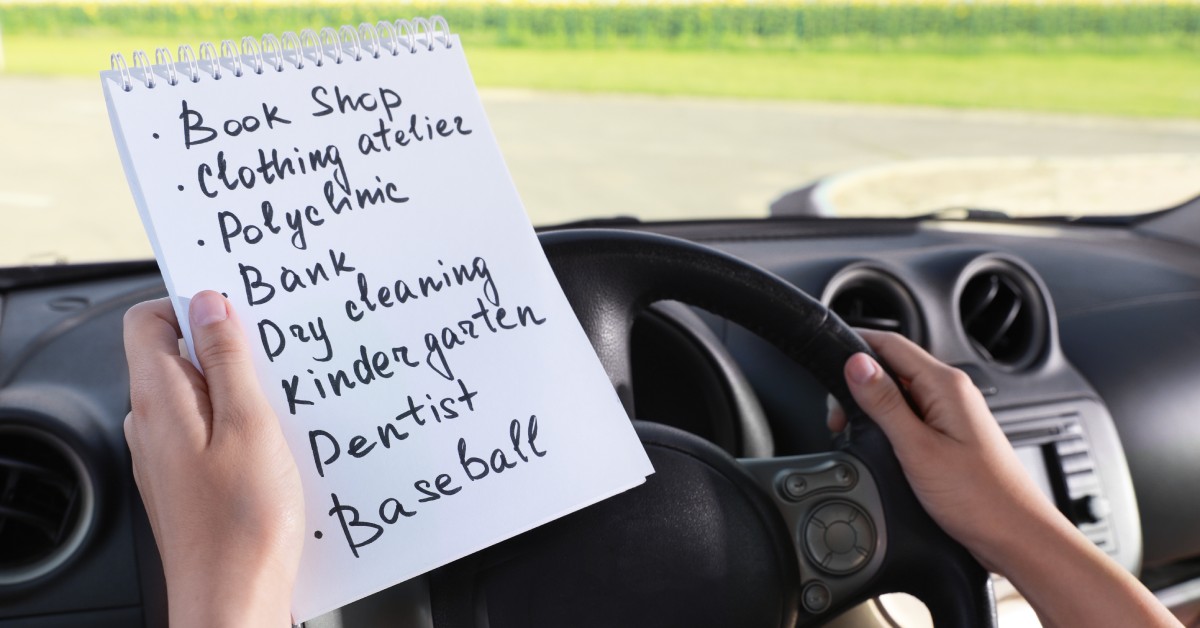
815 153 1200 218
3 76 1200 265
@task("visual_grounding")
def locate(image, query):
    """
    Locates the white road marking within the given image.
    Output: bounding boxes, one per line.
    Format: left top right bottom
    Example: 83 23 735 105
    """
0 192 53 208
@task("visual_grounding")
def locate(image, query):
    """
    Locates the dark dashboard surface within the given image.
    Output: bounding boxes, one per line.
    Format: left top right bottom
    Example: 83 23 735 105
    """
696 219 1200 569
2 215 1200 625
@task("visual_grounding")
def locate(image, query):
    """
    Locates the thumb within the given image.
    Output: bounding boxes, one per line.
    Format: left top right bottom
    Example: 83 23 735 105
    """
843 353 931 453
189 290 268 430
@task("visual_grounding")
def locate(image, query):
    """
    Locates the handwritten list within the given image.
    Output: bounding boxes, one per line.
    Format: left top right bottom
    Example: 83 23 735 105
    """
102 33 653 622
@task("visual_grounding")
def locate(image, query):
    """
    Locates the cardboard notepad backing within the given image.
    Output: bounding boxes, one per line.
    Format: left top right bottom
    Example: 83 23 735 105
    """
102 20 653 622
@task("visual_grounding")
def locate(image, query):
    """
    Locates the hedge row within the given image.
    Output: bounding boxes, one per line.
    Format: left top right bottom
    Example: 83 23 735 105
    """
3 2 1199 50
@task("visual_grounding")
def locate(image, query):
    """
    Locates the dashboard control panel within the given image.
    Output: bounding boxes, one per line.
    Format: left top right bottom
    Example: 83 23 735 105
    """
999 399 1142 573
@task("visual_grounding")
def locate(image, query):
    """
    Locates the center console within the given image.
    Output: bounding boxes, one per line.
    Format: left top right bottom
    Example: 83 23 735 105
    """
998 398 1142 573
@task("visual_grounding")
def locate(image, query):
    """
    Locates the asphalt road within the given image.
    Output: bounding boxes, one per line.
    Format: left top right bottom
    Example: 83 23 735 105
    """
3 76 1200 265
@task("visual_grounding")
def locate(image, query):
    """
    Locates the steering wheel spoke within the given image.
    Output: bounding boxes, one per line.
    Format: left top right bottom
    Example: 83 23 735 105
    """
844 422 999 627
740 452 888 621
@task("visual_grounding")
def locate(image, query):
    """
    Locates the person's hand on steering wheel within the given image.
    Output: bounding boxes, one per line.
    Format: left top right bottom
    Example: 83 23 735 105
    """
829 329 1181 628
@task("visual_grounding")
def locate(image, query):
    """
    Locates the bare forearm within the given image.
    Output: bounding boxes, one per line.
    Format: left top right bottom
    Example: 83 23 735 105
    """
166 563 294 628
991 509 1180 628
839 333 1180 628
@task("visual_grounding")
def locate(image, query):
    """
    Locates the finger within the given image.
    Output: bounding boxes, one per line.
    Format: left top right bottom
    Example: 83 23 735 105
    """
855 330 949 383
844 352 932 452
855 329 970 415
124 300 209 438
855 331 993 447
826 394 847 433
124 299 184 378
188 291 271 435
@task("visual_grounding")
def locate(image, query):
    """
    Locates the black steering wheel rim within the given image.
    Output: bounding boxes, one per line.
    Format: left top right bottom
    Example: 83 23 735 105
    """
431 228 996 627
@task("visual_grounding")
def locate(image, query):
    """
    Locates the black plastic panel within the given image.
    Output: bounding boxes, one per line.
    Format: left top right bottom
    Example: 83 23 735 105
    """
1059 299 1200 567
0 607 142 627
0 273 164 625
638 217 1200 571
5 211 1200 622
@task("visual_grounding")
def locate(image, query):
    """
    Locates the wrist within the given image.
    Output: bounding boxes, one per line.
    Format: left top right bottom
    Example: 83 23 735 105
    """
980 505 1180 627
962 485 1071 576
165 553 295 627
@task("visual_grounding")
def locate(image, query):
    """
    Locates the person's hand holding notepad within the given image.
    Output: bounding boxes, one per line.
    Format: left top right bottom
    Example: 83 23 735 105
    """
104 18 653 621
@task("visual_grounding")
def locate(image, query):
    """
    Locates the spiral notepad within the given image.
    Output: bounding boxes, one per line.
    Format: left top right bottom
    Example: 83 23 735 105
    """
102 18 652 622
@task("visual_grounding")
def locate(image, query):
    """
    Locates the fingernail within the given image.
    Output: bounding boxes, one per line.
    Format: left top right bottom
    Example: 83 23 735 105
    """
190 291 228 327
846 353 878 385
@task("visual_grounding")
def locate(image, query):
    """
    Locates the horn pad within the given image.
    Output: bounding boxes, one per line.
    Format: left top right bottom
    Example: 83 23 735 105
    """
432 421 799 628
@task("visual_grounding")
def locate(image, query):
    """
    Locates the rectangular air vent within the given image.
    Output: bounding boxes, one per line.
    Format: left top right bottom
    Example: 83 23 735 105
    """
1003 412 1117 555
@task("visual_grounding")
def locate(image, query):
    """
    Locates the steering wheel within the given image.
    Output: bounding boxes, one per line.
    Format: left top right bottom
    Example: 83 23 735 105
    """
430 229 997 627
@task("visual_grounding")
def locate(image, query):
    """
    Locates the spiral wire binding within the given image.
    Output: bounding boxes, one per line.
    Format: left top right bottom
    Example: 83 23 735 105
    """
262 34 284 72
131 50 154 89
108 16 452 90
220 40 244 78
155 48 178 86
300 29 322 67
178 45 200 83
413 18 436 51
358 23 379 59
320 27 343 64
282 31 304 70
198 42 221 80
340 25 363 62
377 21 400 56
110 53 131 92
241 36 265 75
396 20 418 54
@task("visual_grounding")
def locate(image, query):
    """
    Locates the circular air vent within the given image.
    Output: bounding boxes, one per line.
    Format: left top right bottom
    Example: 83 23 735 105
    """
957 259 1048 370
0 425 95 586
822 266 924 345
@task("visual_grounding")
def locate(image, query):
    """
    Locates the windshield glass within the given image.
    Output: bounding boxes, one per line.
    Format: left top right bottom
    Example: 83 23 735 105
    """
2 1 1198 266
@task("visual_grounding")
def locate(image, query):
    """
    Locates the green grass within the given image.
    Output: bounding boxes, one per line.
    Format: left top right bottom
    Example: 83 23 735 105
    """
3 2 1198 117
467 48 1200 118
8 35 1198 119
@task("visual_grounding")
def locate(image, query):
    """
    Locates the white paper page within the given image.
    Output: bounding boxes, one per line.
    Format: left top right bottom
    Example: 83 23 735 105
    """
102 36 654 622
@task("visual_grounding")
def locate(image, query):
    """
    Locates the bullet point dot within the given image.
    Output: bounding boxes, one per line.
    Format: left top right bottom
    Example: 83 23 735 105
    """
314 531 323 539
152 132 160 139
177 184 184 191
196 239 205 246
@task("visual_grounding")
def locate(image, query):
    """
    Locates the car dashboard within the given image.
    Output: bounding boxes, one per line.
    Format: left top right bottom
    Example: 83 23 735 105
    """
2 213 1200 626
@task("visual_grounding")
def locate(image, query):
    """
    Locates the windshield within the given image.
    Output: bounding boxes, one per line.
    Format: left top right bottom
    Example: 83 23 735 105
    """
2 1 1199 266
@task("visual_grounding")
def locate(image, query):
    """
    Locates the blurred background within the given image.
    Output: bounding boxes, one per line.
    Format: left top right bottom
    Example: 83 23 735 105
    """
4 0 1199 112
1 0 1199 264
